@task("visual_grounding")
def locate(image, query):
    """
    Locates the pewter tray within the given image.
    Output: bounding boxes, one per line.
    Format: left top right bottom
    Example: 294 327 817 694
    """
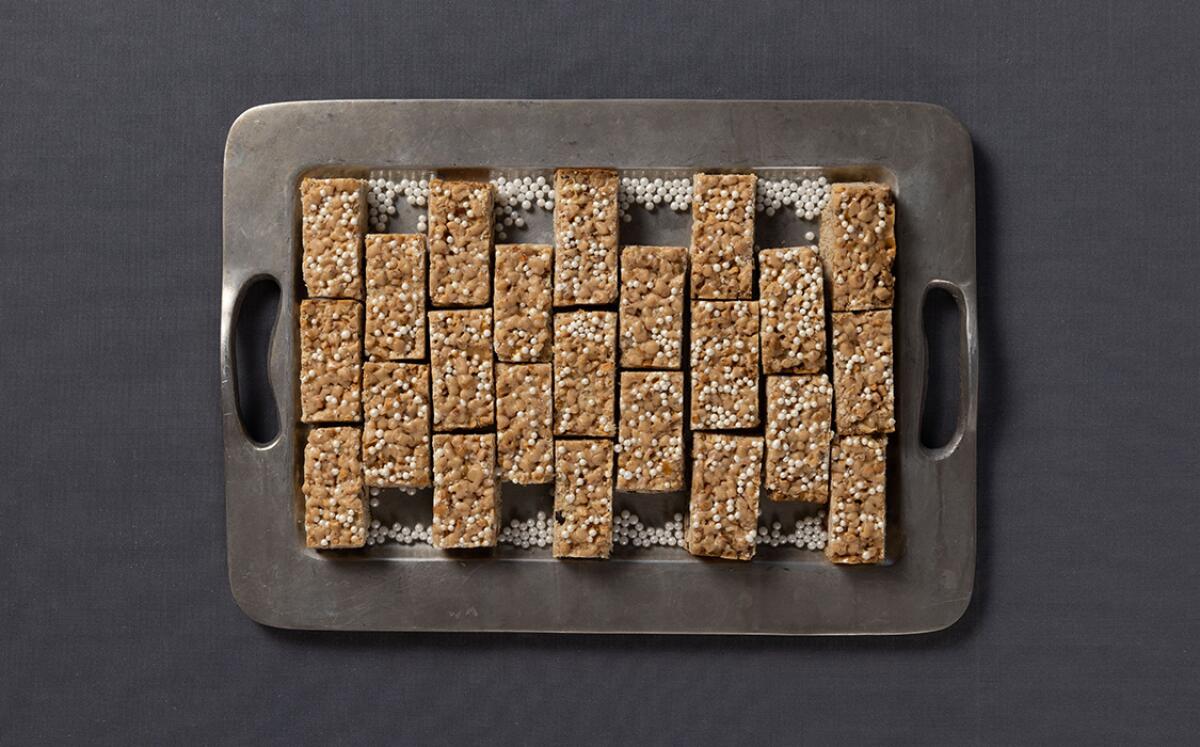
221 100 977 634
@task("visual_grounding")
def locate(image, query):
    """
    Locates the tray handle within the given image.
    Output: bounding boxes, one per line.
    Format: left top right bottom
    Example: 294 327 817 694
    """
919 278 978 461
221 272 283 447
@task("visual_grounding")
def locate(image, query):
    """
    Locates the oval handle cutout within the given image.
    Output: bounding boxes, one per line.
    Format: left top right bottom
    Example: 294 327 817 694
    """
920 286 962 450
233 276 281 445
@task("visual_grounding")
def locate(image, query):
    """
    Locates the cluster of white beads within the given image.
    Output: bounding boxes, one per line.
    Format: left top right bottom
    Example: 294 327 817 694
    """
365 519 432 546
367 177 430 233
756 512 828 551
491 175 555 241
497 513 553 548
618 176 693 221
360 507 827 552
755 176 830 220
613 511 686 548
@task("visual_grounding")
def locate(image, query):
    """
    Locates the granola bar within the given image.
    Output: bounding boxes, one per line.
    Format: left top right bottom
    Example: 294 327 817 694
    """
303 426 368 549
818 182 896 311
685 433 762 561
826 434 887 564
364 233 426 361
617 371 684 493
429 309 495 431
765 375 832 502
427 179 493 307
493 243 553 362
431 433 499 549
689 300 759 430
690 173 755 299
495 363 554 484
553 439 614 559
553 168 619 305
298 299 361 423
618 245 686 369
831 310 895 434
300 177 365 299
362 362 431 488
759 246 826 374
553 311 617 437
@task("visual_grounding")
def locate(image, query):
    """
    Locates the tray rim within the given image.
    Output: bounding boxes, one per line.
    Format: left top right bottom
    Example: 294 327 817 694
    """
221 98 978 635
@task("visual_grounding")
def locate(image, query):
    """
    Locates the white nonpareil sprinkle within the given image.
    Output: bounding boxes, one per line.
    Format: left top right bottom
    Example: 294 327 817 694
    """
618 176 693 220
613 511 688 548
367 174 432 232
496 512 554 548
489 174 556 241
755 176 831 221
363 509 827 552
754 511 830 550
365 516 433 547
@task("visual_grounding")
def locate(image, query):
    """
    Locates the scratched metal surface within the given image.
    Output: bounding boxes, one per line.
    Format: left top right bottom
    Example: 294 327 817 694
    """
221 100 977 634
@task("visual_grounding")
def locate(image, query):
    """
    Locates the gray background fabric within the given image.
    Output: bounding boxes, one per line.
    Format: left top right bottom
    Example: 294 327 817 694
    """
2 1 1198 744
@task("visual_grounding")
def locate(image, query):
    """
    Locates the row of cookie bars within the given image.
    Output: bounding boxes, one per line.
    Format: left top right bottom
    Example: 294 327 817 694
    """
296 173 896 564
298 174 895 308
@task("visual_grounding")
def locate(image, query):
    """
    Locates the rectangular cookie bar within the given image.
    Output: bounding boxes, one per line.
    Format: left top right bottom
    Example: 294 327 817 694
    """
300 177 365 299
618 245 686 370
819 182 896 311
364 233 426 361
493 243 553 362
690 173 756 299
431 433 499 549
617 371 684 493
553 311 617 437
362 362 431 489
495 363 554 484
427 179 493 307
299 299 362 423
831 310 896 434
760 246 826 374
553 168 619 306
689 300 760 430
765 375 833 502
429 309 495 431
553 439 614 559
303 426 368 549
826 434 887 564
685 433 762 561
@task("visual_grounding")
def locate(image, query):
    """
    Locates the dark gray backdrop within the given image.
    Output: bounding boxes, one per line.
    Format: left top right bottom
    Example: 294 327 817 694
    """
2 1 1198 744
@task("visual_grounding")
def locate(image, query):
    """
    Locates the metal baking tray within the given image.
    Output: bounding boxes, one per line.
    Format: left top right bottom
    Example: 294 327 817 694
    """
221 100 977 634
